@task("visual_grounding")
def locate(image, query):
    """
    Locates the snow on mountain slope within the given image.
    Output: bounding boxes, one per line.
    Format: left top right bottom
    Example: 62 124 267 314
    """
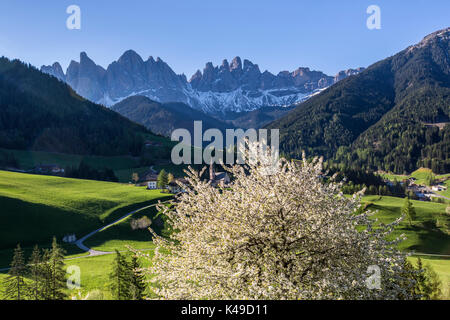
41 51 364 115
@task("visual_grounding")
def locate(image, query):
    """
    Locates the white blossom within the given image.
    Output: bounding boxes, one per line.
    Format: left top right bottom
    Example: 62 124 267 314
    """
141 143 414 300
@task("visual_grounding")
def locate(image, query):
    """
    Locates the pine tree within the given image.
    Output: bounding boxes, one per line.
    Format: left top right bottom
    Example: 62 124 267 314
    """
49 237 67 300
128 255 146 300
397 260 421 300
157 169 168 189
109 250 130 300
37 249 52 300
2 244 27 300
27 245 42 300
414 258 442 300
402 196 416 226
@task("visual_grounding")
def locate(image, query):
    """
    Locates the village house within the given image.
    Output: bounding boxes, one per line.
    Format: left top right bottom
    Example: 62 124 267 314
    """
147 178 158 190
136 170 159 189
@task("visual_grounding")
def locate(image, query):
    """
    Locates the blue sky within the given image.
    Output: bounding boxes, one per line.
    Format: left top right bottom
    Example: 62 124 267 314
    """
0 0 448 77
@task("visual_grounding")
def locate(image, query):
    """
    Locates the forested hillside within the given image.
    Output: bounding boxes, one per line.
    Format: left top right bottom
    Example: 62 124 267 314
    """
266 28 450 174
112 95 232 137
0 57 154 156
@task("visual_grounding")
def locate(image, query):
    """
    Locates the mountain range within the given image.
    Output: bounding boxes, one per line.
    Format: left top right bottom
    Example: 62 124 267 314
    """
4 27 449 175
41 52 363 114
267 27 450 174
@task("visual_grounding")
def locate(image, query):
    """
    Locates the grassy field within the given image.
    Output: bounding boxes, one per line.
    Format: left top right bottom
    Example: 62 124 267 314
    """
362 195 450 254
0 249 157 300
380 168 450 186
84 204 169 252
0 170 172 251
1 172 448 299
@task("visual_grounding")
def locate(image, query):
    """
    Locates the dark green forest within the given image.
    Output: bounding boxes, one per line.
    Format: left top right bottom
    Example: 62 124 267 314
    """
267 29 449 174
0 57 152 156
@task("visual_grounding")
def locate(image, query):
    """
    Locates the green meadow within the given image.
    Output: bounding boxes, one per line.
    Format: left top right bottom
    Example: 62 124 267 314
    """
362 195 450 254
0 170 172 251
84 204 171 252
0 170 449 299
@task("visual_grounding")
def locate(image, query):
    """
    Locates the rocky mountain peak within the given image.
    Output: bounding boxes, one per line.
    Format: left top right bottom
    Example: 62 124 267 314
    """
41 62 66 81
80 51 88 60
230 56 242 71
190 70 202 81
220 59 230 70
334 68 366 82
407 27 450 53
118 50 144 65
40 50 364 113
292 67 310 77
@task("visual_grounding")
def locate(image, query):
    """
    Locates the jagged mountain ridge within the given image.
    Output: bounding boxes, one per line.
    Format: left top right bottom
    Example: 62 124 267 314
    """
41 52 363 114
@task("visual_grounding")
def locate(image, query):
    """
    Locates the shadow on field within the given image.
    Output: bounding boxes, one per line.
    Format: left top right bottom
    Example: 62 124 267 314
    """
84 204 170 251
0 195 101 250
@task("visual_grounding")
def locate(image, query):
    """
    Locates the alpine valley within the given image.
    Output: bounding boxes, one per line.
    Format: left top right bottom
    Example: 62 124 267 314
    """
0 4 449 301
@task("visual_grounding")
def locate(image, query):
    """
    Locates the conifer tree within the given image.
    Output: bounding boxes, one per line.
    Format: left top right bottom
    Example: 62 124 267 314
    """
39 249 53 300
157 169 168 189
402 196 416 226
49 237 66 300
414 258 442 300
27 245 42 300
128 255 146 300
109 250 130 300
2 244 27 300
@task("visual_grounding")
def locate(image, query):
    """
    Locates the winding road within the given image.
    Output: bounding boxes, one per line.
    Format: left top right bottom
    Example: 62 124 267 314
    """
75 202 161 256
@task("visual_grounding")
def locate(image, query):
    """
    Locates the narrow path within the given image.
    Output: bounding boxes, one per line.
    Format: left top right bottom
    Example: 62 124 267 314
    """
74 202 160 256
0 200 171 271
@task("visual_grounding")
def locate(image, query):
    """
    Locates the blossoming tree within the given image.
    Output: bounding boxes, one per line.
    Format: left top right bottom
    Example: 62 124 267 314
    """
141 147 414 299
